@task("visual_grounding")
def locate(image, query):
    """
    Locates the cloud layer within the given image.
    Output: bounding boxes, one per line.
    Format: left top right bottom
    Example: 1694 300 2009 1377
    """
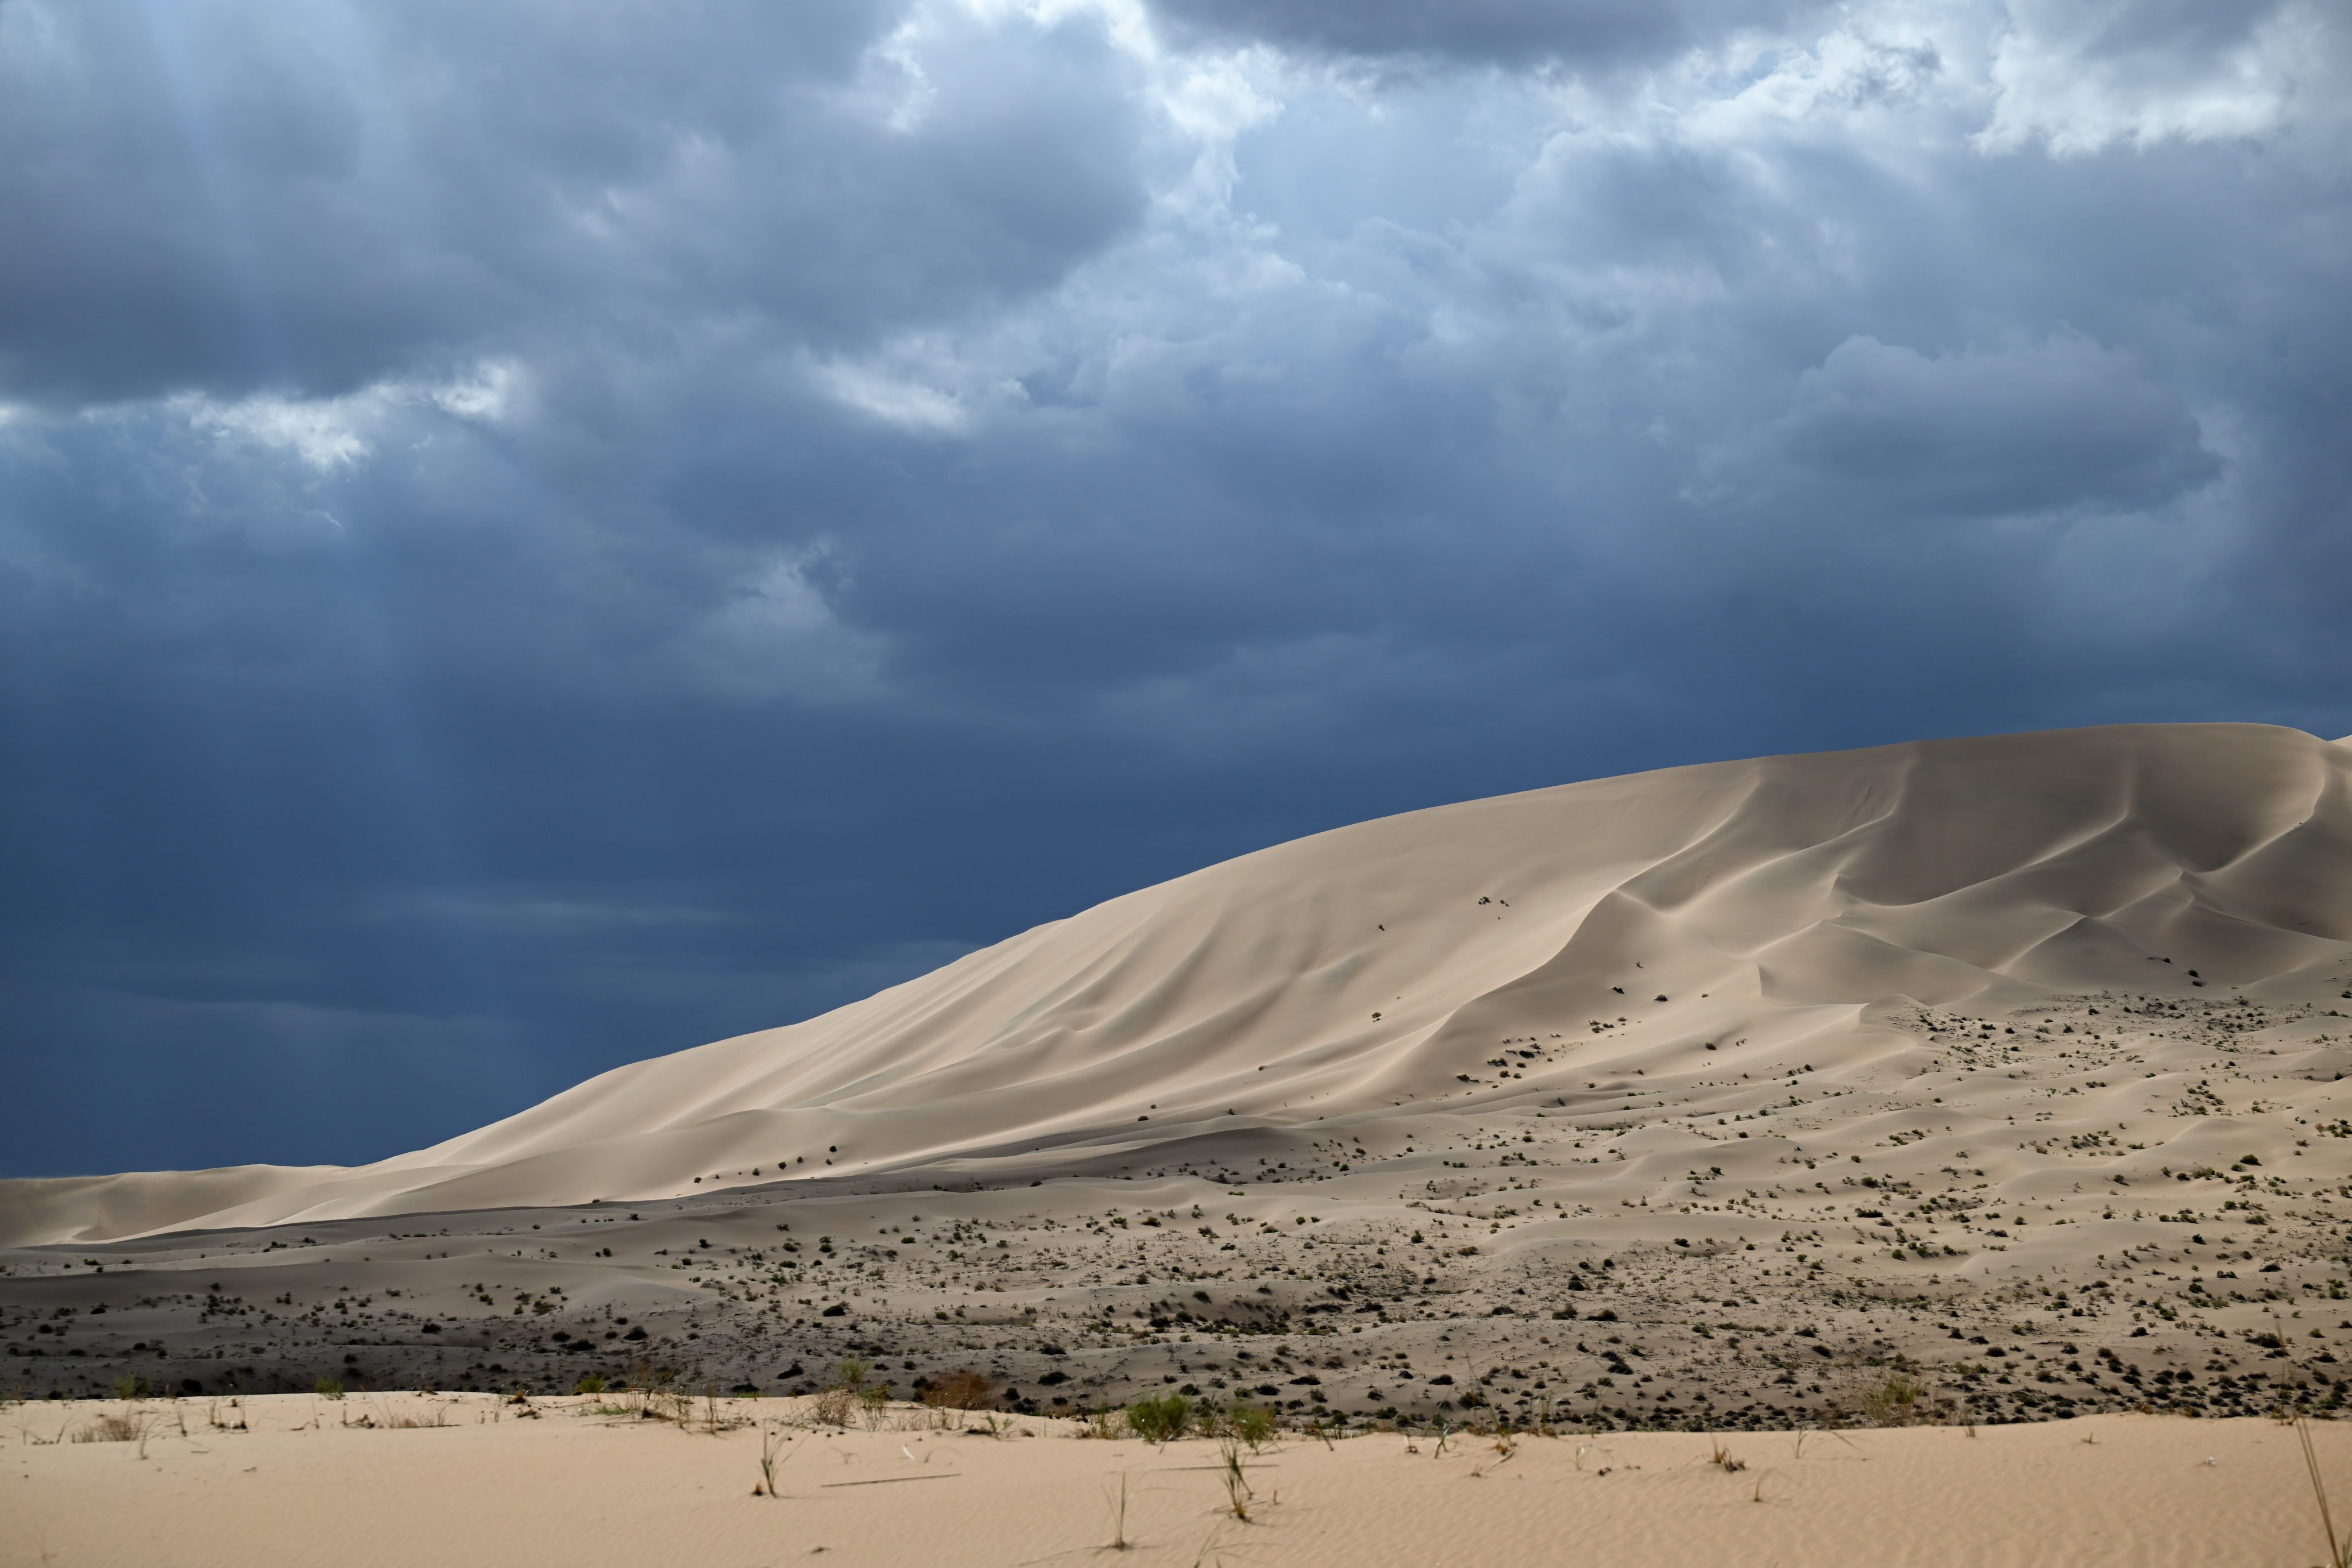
3 0 2347 1175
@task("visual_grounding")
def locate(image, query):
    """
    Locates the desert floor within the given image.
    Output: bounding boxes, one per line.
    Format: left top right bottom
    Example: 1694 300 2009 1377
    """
9 974 2352 1432
7 1395 2351 1567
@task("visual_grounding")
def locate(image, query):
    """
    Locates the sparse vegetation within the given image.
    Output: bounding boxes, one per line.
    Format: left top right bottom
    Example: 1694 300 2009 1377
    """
1216 1431 1254 1519
1126 1392 1193 1444
75 1411 150 1445
369 1399 450 1429
922 1368 995 1411
856 1382 891 1430
756 1422 796 1498
1103 1472 1134 1550
2300 1413 2350 1568
1861 1373 1925 1427
1227 1403 1276 1451
809 1355 871 1426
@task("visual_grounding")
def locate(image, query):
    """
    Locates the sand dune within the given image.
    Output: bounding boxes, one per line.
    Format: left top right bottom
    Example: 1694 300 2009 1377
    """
10 720 2352 1435
7 721 2350 1248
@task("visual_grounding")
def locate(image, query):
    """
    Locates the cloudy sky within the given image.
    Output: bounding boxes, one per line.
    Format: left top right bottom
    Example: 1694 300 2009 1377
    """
3 0 2345 1177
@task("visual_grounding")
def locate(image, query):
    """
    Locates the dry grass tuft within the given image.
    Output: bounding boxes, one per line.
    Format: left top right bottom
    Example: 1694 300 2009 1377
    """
756 1422 797 1499
2299 1413 2350 1568
75 1411 149 1444
1103 1472 1134 1549
1218 1432 1254 1520
809 1358 878 1428
369 1400 450 1430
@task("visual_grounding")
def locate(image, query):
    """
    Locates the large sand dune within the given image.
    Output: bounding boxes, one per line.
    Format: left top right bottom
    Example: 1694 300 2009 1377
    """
10 720 2352 1432
8 721 2351 1247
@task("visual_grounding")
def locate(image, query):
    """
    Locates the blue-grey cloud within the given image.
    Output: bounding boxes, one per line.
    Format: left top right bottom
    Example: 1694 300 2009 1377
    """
0 0 1146 404
1723 333 2220 520
2 0 2347 1176
1145 0 1836 68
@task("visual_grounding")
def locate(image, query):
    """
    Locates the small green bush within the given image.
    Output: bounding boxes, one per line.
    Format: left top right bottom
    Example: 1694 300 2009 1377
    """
1229 1403 1276 1450
1862 1372 1925 1426
314 1376 345 1400
1126 1393 1193 1443
573 1373 607 1395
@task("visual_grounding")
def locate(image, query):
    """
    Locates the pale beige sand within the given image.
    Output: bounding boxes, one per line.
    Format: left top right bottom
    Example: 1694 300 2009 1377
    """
9 1395 2351 1567
7 720 2349 1248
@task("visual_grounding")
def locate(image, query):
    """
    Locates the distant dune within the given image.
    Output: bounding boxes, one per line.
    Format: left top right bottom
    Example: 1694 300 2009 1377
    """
9 721 2348 1248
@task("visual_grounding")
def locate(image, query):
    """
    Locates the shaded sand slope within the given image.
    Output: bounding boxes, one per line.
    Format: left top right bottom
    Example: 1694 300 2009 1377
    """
7 721 2349 1246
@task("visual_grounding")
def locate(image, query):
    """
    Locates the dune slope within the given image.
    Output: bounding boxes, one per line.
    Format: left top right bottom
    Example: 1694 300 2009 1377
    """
6 721 2349 1247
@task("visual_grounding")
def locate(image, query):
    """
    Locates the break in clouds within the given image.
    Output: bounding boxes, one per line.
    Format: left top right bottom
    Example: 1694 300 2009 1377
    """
2 0 2346 1174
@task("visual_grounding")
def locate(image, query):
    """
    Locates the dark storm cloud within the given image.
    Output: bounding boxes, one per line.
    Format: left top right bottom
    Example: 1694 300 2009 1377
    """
2 0 2347 1175
0 0 1146 404
1727 334 2220 520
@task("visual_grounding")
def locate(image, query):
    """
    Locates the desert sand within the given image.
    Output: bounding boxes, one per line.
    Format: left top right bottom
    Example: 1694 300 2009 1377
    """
9 1393 2352 1568
6 721 2352 1559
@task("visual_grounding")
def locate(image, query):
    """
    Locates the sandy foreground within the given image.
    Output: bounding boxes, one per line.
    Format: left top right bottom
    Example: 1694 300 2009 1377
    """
7 1395 2351 1568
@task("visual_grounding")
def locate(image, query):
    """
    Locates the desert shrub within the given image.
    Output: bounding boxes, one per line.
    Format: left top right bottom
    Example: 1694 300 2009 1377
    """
1862 1372 1926 1426
922 1369 995 1411
110 1375 151 1400
1126 1393 1194 1444
812 1387 856 1426
1228 1403 1277 1451
573 1373 607 1395
314 1376 345 1400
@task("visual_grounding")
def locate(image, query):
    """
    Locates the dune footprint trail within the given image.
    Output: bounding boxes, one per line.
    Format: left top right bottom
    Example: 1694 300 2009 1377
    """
7 721 2352 1431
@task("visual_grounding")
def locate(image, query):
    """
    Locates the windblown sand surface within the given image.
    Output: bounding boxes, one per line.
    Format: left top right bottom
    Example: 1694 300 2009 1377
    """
6 723 2352 1435
10 1395 2352 1568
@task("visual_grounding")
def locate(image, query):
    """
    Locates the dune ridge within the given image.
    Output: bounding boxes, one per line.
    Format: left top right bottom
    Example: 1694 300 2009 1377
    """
7 720 2347 1250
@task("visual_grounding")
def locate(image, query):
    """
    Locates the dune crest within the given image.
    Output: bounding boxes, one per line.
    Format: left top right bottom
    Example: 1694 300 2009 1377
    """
7 721 2348 1248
